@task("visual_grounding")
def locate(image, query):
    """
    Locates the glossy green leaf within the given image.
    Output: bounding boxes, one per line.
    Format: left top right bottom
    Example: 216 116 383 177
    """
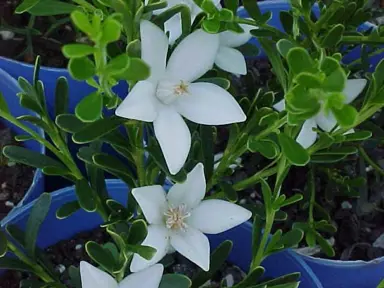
266 229 283 254
192 240 232 288
321 24 345 48
0 257 34 272
280 194 303 207
315 146 358 155
159 274 191 288
279 229 303 248
62 44 95 58
101 18 121 44
75 92 102 123
258 272 300 287
55 77 69 118
247 138 280 159
260 178 272 213
128 219 148 245
278 133 310 166
86 241 115 273
310 154 348 163
315 220 337 234
0 231 8 257
75 179 97 212
125 244 156 260
115 58 150 81
243 0 261 19
0 92 9 114
26 193 51 258
56 114 86 133
28 0 76 15
105 54 130 76
340 130 372 142
68 57 95 81
68 266 81 288
315 232 335 257
236 266 265 288
56 201 81 219
287 47 315 75
15 0 41 13
296 73 323 88
220 182 237 202
71 10 94 35
200 125 214 181
331 105 358 128
280 11 293 35
224 0 238 13
276 39 295 58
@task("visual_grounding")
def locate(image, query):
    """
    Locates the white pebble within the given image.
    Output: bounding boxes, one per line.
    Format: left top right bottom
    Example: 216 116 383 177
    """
250 192 256 199
224 274 235 287
239 199 246 205
0 30 15 40
341 201 353 210
1 182 7 189
373 233 384 249
56 264 66 274
5 201 14 208
366 166 373 172
75 244 83 250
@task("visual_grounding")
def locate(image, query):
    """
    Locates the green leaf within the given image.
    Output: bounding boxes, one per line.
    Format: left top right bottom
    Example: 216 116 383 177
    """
105 54 130 76
62 44 95 58
159 274 191 288
310 154 348 163
55 77 69 118
331 105 358 128
280 11 293 35
86 241 115 273
19 93 43 115
115 58 150 81
266 229 283 254
71 10 94 35
26 193 51 258
243 0 261 20
75 179 97 212
339 130 372 142
278 133 310 166
260 178 272 213
276 39 295 58
192 240 233 288
0 257 34 272
280 194 303 207
224 0 238 13
28 0 77 15
73 116 125 144
68 57 95 81
56 201 80 219
68 266 81 288
251 29 276 38
321 24 345 48
0 231 8 257
247 138 280 159
236 266 265 288
279 229 304 248
0 92 9 114
287 47 315 75
315 232 335 257
252 215 263 260
101 18 121 44
75 92 102 123
257 272 300 287
377 279 384 288
220 182 237 202
15 0 41 13
315 220 337 234
315 146 358 155
3 146 67 171
323 68 346 92
200 125 214 181
128 219 148 245
202 18 220 33
125 244 156 260
296 73 323 88
56 114 86 133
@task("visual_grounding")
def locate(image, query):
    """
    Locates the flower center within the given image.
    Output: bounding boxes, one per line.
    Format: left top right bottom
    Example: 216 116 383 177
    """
164 204 191 231
156 80 189 105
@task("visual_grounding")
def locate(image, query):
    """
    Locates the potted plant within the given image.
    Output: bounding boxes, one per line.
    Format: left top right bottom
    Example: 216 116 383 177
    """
0 68 44 225
0 0 383 287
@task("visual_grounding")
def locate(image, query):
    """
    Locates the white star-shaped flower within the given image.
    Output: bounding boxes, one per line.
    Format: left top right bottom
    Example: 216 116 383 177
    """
274 79 367 148
130 163 252 272
80 261 163 288
116 21 246 174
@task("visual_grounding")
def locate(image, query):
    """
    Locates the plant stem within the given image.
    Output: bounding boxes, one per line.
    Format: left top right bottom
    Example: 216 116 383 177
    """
233 165 278 191
341 36 384 45
308 166 315 224
358 145 384 177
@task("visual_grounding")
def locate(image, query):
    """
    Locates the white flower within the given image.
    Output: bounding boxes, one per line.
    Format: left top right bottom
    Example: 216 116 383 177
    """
130 163 252 272
116 21 246 175
274 79 367 148
80 261 163 288
215 24 254 75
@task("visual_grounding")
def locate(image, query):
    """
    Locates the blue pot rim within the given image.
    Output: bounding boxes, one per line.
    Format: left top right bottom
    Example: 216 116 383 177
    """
0 68 45 225
0 56 70 75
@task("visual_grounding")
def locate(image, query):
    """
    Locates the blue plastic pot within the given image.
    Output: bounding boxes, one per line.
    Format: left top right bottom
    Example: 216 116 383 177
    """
0 68 44 225
1 180 322 287
0 57 128 114
238 0 384 71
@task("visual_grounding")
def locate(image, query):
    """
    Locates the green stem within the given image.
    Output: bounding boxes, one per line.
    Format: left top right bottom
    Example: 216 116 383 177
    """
134 123 146 187
341 36 384 45
7 242 54 283
308 166 315 224
233 165 278 191
358 145 384 177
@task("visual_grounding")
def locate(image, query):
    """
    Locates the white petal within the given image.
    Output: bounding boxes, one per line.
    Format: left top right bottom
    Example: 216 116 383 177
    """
343 79 367 104
130 225 170 273
170 227 210 271
167 162 205 209
154 105 191 175
119 264 164 288
315 110 337 132
165 29 219 82
115 81 158 122
174 82 246 125
215 47 247 75
80 261 117 288
188 199 252 234
273 99 285 112
296 118 317 149
141 20 168 83
132 185 167 225
219 23 253 48
165 15 183 45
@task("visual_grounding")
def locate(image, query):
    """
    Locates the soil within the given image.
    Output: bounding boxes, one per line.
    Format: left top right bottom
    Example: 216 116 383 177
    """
0 122 34 221
0 227 246 288
0 0 76 68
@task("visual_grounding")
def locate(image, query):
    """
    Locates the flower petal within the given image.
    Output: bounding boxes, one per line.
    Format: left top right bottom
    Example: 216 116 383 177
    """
119 264 164 288
165 14 183 45
167 162 205 209
154 105 191 175
165 29 219 82
130 225 170 273
141 20 168 83
215 46 247 75
115 81 158 122
343 79 367 104
80 261 117 288
219 23 253 48
174 82 246 125
296 118 317 149
315 110 337 132
132 185 167 225
188 199 252 234
170 227 210 271
273 99 285 112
